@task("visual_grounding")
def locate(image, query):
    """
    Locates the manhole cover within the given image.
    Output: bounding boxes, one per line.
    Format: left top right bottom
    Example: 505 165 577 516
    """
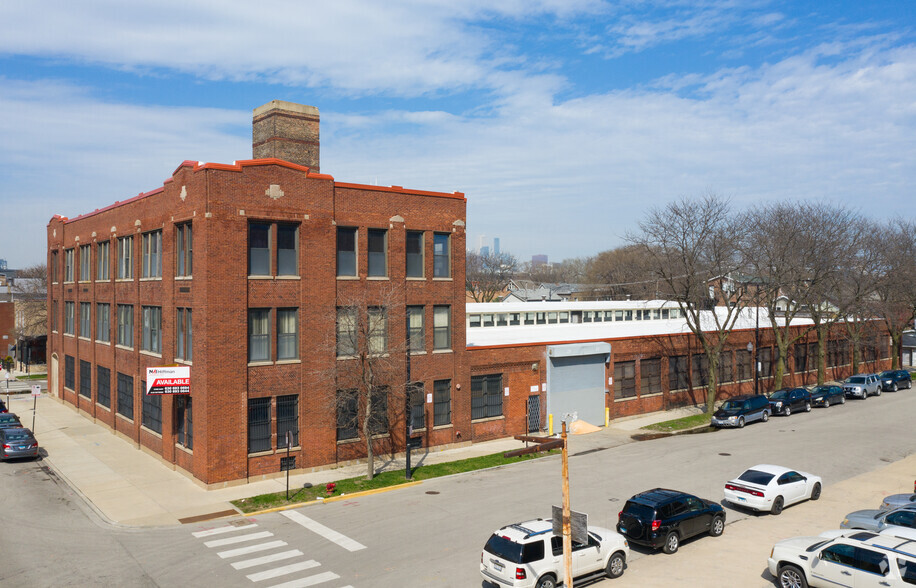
608 497 619 502
719 453 731 456
425 491 440 495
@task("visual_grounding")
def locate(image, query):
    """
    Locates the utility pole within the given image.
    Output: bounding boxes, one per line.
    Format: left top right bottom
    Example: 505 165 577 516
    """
561 421 572 587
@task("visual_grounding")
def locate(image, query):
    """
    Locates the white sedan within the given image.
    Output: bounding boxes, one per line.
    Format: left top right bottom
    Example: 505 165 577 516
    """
724 464 822 515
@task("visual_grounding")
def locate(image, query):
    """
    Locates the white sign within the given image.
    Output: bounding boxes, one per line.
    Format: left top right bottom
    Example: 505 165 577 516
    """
145 366 191 395
504 386 510 397
31 385 41 397
426 393 433 404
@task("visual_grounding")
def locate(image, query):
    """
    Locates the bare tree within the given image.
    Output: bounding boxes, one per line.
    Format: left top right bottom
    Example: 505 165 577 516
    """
466 250 518 302
585 245 658 300
520 257 590 284
629 194 749 415
10 263 47 339
870 219 916 369
319 283 411 480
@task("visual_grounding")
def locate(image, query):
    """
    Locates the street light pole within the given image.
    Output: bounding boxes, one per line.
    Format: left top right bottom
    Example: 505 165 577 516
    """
754 305 760 396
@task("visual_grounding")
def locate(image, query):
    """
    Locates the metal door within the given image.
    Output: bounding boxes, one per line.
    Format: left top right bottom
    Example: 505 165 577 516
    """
527 395 541 432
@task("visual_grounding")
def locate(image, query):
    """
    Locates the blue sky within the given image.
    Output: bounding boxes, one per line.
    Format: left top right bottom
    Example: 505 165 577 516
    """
1 0 914 267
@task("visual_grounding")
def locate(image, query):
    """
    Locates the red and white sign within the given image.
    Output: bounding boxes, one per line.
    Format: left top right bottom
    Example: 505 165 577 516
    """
146 366 191 395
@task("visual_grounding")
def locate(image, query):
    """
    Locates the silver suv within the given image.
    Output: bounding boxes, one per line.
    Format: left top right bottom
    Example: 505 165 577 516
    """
843 374 881 399
481 518 629 587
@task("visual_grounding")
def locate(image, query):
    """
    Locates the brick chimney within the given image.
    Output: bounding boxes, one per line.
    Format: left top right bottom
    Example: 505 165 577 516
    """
252 100 320 172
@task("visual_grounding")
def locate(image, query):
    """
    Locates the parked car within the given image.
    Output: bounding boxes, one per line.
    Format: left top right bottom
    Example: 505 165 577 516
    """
768 530 916 588
0 412 22 429
0 427 38 461
843 374 881 399
767 388 811 416
841 504 916 533
0 398 7 413
710 394 770 428
880 480 916 511
616 488 725 554
808 385 845 408
724 464 822 515
878 369 912 391
481 518 629 587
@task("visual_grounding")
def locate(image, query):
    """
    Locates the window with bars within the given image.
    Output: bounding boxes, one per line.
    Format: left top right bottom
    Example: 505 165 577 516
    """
117 304 133 348
79 244 91 281
277 309 297 360
79 360 91 398
735 349 752 381
117 372 134 420
409 383 425 431
759 347 773 378
336 389 358 441
434 379 451 426
141 306 161 353
369 387 388 435
794 343 808 373
471 374 502 420
96 303 110 342
406 231 424 278
248 398 271 453
614 360 636 399
640 358 662 395
141 230 162 278
176 308 192 361
277 395 299 448
176 223 193 277
367 228 388 277
64 355 75 390
248 309 270 362
718 352 733 384
668 355 689 391
117 236 133 279
97 240 110 280
79 302 91 338
175 396 193 449
407 306 425 353
97 365 111 408
691 354 709 388
142 387 162 434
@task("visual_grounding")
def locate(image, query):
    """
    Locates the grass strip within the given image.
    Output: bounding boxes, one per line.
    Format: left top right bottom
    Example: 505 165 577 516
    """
233 448 559 513
642 413 711 432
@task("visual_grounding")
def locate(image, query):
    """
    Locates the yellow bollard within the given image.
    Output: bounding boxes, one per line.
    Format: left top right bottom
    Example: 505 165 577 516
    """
548 413 554 436
605 407 610 427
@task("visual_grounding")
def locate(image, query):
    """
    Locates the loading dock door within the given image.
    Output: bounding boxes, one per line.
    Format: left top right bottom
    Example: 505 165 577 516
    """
546 342 611 426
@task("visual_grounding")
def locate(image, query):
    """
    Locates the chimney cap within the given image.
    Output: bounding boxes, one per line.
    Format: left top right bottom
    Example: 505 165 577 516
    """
253 100 319 117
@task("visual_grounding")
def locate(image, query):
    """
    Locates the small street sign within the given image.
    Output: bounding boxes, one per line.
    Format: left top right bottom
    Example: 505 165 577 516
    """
31 385 41 397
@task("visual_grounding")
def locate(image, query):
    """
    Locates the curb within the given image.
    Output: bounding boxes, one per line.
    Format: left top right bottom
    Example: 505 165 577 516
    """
241 480 424 517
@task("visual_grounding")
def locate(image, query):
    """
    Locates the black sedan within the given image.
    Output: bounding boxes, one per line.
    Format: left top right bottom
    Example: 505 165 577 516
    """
767 388 811 416
809 385 845 407
879 370 912 391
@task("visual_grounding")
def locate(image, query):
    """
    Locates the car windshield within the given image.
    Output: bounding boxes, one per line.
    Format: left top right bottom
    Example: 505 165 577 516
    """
879 371 895 378
484 534 524 563
847 377 865 384
738 469 775 486
769 390 788 400
721 400 744 410
812 387 829 394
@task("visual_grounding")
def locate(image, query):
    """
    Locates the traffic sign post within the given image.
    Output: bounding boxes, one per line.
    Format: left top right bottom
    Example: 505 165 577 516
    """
5 370 10 407
31 385 41 432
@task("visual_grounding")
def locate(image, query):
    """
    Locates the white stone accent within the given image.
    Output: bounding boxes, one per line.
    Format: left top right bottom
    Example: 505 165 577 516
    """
266 184 284 200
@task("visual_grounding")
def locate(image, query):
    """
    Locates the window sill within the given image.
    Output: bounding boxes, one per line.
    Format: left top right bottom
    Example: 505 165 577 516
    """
276 359 301 365
139 277 163 282
613 396 639 403
95 340 111 346
336 275 359 280
64 333 75 338
337 438 360 445
432 277 452 281
432 349 453 354
78 336 91 342
96 403 111 412
248 275 273 280
276 275 300 280
640 392 663 398
63 386 74 393
175 358 193 366
248 449 274 458
115 344 134 352
406 276 426 281
336 355 357 361
175 444 193 455
141 426 163 439
140 350 163 359
51 330 58 334
471 415 505 423
410 351 427 356
366 276 389 281
116 413 134 424
432 424 453 430
247 361 273 367
175 276 193 281
279 445 301 452
78 280 91 285
115 279 134 283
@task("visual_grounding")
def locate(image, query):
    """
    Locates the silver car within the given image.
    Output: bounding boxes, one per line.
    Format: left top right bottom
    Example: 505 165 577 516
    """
841 505 916 532
843 374 881 399
881 482 916 510
0 427 39 461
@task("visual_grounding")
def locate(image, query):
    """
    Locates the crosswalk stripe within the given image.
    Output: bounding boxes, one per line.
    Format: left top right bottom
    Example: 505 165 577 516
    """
217 540 289 559
266 571 341 588
280 511 366 552
204 531 273 548
192 524 257 538
231 549 303 570
246 560 320 582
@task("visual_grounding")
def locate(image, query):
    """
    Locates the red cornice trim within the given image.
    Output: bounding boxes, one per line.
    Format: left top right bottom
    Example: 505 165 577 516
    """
335 182 466 201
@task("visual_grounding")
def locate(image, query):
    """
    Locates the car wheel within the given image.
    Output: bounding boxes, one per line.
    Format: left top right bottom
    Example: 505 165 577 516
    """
737 416 745 428
823 398 830 407
840 395 846 404
606 551 626 579
784 406 791 416
805 402 811 412
778 564 808 588
762 410 769 422
771 496 784 515
811 482 821 501
536 574 557 588
662 531 679 554
876 388 881 396
908 380 912 389
709 515 725 537
893 383 898 392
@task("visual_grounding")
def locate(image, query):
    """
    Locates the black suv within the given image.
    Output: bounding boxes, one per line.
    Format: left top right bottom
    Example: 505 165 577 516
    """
767 388 811 416
879 370 912 391
616 488 725 554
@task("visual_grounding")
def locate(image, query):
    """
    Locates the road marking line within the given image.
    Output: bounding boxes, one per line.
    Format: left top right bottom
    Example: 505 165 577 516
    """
280 511 366 552
217 540 288 559
204 530 274 548
192 524 257 538
231 549 304 570
266 572 342 588
246 560 320 582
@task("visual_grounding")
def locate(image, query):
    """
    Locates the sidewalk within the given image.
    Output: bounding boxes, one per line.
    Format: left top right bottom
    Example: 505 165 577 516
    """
1 382 703 528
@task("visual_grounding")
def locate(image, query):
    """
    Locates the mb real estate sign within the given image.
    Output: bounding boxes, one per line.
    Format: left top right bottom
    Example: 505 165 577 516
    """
146 366 191 395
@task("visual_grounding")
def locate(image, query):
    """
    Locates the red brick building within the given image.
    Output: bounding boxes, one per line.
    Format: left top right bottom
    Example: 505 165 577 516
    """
47 101 467 486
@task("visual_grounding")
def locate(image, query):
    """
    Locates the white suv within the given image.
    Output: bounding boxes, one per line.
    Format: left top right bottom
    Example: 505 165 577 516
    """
768 529 916 587
481 518 629 587
843 374 881 399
